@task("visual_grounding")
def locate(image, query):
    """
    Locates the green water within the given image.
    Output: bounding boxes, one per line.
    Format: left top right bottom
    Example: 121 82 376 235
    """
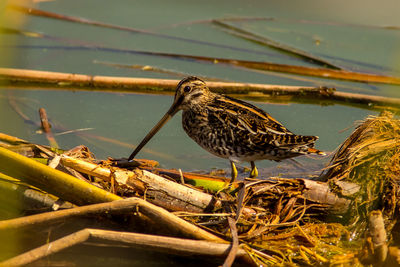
1 89 373 173
2 0 400 173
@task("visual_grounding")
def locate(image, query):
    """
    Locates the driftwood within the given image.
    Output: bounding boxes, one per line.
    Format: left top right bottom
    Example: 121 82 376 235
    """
60 155 223 213
0 133 362 217
38 107 58 148
0 198 140 231
0 147 222 242
0 132 28 145
2 68 400 109
8 4 268 56
0 146 121 205
0 197 220 242
0 172 74 218
212 20 342 69
59 154 362 218
0 228 251 267
6 9 400 86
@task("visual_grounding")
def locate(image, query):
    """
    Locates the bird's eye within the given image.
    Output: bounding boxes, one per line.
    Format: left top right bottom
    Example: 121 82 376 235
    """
183 86 191 93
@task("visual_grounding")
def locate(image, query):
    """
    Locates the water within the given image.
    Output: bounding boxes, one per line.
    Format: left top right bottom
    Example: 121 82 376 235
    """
1 88 374 172
3 0 400 172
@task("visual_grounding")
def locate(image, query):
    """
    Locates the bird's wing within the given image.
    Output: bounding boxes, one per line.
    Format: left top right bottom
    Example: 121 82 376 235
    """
207 95 318 148
208 95 291 135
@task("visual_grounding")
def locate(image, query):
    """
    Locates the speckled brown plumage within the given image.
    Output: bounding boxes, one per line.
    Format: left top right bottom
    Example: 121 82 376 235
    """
129 76 325 183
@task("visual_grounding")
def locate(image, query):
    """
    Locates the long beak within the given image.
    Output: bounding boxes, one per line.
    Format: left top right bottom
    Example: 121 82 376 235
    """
128 97 182 161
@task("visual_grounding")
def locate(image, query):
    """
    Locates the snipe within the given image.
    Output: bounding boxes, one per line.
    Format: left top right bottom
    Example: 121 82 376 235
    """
128 77 325 183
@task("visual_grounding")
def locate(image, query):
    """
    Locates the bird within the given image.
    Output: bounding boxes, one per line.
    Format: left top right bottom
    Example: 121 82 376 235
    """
128 76 325 184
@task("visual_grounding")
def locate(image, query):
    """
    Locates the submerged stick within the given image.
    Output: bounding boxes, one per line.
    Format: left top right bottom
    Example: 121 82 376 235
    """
0 229 90 267
0 229 244 267
8 5 271 56
0 198 138 231
0 188 222 243
7 37 400 84
38 108 58 148
213 20 342 69
2 68 400 108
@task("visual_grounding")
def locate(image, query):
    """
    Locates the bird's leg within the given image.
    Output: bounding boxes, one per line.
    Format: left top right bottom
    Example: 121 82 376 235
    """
250 161 258 178
230 161 238 184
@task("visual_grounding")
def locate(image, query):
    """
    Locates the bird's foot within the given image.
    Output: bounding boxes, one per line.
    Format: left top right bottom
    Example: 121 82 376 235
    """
249 161 258 178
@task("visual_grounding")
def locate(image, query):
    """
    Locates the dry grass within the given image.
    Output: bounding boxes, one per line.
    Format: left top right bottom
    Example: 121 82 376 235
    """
322 111 400 224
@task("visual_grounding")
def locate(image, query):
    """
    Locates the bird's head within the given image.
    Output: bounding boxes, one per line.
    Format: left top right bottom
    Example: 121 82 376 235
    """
173 76 210 111
127 76 210 160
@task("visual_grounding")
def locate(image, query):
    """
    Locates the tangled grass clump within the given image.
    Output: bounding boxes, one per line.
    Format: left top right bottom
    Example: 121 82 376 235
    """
322 111 400 225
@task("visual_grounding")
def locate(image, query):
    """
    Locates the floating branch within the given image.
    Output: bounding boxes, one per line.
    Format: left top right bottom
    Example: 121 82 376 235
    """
38 108 58 148
0 198 141 231
8 5 272 56
157 16 400 33
6 30 400 85
213 20 342 70
2 68 400 109
93 60 230 82
0 229 246 267
0 197 223 244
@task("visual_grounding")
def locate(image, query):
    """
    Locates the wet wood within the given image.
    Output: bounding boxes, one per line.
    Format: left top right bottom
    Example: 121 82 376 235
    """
301 179 360 214
0 132 28 145
213 20 342 69
0 146 121 206
222 217 240 267
2 68 400 108
60 155 222 212
0 198 139 231
359 210 389 266
38 108 58 148
0 172 74 215
0 229 247 267
8 5 264 55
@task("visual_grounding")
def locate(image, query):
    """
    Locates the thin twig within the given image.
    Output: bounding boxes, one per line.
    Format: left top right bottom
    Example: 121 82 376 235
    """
0 229 90 267
8 5 275 56
2 68 400 108
8 39 400 85
213 20 342 69
93 60 230 82
0 228 250 267
38 107 58 148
